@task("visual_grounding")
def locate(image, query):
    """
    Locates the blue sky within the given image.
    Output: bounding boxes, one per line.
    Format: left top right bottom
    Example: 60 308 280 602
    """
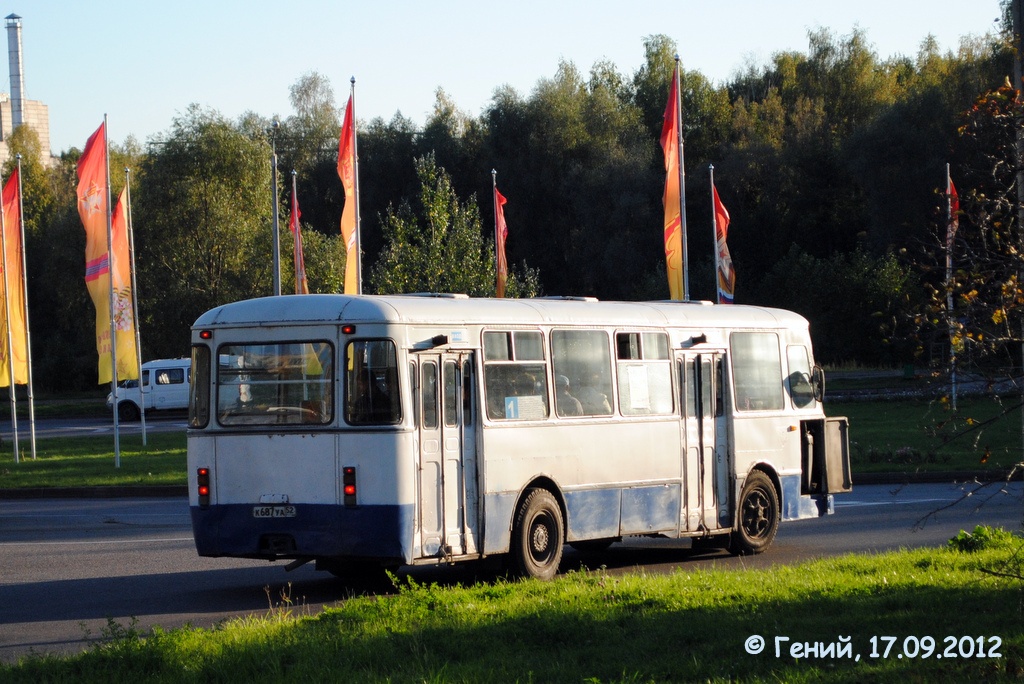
17 1 1006 154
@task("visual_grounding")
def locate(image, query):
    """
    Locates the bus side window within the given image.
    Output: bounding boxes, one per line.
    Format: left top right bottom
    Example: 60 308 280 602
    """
615 331 672 416
730 332 783 411
551 329 613 418
483 330 549 420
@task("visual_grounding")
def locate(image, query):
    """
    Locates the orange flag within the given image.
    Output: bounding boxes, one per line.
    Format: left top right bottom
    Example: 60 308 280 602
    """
660 64 685 300
0 167 27 385
338 93 360 294
77 122 137 384
494 186 508 298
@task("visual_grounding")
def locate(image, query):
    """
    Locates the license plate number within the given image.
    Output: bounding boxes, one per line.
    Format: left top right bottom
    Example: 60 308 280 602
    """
252 505 296 518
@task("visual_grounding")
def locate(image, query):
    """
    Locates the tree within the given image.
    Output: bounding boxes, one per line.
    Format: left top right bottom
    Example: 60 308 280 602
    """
134 105 273 358
370 154 539 297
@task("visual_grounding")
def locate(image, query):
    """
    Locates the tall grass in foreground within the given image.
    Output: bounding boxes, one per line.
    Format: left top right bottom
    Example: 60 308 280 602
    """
4 528 1023 682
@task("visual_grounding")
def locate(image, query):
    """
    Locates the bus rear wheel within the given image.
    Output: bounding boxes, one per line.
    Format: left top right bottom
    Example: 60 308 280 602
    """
511 488 564 581
729 470 779 556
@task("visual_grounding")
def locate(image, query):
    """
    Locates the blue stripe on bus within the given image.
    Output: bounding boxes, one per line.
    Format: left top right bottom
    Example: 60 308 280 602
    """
190 503 414 562
780 473 830 520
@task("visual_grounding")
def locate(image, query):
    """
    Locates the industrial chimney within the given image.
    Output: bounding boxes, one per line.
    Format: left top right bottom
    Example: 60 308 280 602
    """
6 13 23 128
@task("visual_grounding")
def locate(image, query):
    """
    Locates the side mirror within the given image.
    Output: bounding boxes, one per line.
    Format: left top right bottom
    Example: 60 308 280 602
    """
811 365 825 403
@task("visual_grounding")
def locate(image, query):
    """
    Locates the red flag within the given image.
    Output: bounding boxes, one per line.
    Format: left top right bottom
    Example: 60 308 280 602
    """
713 184 735 304
660 64 684 300
494 186 508 298
290 184 309 295
946 176 959 251
0 168 27 385
338 94 359 294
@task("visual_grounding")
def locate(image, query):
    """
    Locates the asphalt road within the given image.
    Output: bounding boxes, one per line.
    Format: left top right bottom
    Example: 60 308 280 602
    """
0 414 187 441
0 482 1020 664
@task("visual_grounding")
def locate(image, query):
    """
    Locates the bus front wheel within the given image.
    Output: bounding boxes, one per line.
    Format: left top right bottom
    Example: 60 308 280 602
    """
511 488 564 581
729 471 779 556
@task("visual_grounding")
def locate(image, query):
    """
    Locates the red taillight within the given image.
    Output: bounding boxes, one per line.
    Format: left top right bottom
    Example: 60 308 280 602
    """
343 466 356 506
197 467 211 507
341 324 356 335
199 330 212 340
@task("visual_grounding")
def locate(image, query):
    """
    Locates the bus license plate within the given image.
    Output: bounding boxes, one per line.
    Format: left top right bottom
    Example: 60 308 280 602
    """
252 505 296 518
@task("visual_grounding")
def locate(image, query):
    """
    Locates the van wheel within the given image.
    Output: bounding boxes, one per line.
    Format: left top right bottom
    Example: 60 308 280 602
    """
117 401 141 422
511 489 564 581
729 471 779 555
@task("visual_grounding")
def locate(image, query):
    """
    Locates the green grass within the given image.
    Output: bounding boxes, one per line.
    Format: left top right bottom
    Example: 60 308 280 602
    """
0 432 186 489
834 397 1024 475
3 528 1022 682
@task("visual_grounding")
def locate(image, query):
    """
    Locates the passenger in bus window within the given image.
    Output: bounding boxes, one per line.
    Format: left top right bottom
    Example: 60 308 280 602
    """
555 375 583 417
576 372 612 415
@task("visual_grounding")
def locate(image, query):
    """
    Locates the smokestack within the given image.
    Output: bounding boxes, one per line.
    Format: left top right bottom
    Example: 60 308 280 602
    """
6 14 23 128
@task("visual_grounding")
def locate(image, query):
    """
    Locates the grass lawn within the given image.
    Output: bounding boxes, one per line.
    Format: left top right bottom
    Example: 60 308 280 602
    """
833 397 1024 476
0 432 185 489
2 528 1022 682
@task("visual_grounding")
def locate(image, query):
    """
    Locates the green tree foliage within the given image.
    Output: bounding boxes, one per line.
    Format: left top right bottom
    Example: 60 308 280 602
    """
134 105 273 359
18 24 1018 384
760 246 917 365
370 154 539 297
912 82 1024 370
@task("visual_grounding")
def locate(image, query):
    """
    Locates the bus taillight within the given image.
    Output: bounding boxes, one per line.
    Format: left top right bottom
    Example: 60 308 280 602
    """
197 467 211 507
343 466 357 506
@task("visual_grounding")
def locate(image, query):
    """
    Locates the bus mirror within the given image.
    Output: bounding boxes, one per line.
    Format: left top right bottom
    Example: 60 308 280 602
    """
811 365 825 403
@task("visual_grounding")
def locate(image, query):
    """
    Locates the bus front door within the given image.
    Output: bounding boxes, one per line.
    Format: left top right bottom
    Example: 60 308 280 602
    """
679 352 728 533
416 352 479 560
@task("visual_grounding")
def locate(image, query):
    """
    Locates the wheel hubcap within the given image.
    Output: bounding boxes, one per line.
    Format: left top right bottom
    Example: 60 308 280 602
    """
531 520 550 555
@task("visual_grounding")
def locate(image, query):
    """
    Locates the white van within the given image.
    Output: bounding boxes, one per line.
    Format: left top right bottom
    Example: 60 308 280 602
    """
106 358 191 421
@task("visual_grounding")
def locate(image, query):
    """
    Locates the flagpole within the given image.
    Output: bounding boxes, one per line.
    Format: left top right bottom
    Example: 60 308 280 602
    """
350 77 363 294
291 169 300 294
15 155 34 459
104 115 120 468
125 167 146 446
946 163 957 411
710 164 719 303
0 169 18 463
270 119 281 296
674 56 689 301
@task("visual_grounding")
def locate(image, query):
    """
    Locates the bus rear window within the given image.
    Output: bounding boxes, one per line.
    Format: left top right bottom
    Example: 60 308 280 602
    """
216 342 334 426
189 345 211 428
345 340 402 425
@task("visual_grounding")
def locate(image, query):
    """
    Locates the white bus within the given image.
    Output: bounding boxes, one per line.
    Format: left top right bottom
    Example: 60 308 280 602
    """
187 294 851 580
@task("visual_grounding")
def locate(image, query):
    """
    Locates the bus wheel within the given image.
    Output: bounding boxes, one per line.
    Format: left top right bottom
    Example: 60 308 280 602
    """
117 401 140 422
511 489 564 581
729 471 779 556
